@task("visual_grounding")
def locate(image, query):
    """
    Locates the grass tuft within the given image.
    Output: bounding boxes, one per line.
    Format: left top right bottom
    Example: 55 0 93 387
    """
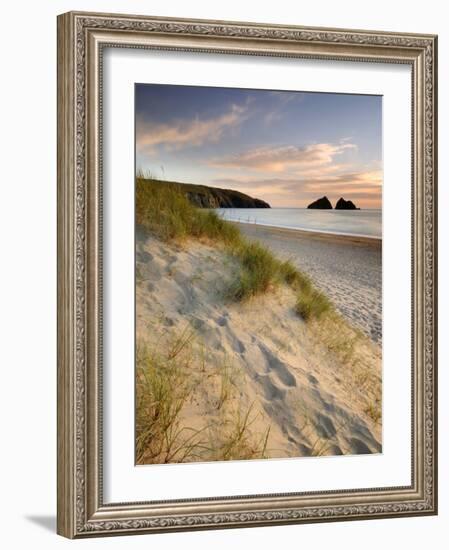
279 259 307 288
136 328 212 465
208 403 271 461
294 289 332 321
136 326 273 464
136 176 240 245
228 241 281 300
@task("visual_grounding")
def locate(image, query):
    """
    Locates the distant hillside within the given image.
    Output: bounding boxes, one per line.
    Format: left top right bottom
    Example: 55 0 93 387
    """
139 178 271 209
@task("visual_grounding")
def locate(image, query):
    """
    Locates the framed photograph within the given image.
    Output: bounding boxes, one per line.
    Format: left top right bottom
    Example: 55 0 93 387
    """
57 11 438 538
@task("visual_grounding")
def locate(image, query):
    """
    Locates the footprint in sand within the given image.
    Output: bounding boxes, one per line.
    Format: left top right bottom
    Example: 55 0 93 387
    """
297 444 313 456
328 444 343 455
256 374 287 401
229 333 245 354
348 438 372 454
216 315 228 327
258 344 297 387
163 316 175 327
164 254 177 265
315 413 337 438
136 250 153 263
216 319 246 354
190 316 206 331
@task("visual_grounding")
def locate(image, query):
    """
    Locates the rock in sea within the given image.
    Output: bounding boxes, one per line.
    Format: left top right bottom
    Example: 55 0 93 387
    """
307 196 333 209
335 197 360 210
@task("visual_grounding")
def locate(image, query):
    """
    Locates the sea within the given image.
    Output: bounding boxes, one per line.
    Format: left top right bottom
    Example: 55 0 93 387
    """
216 208 382 239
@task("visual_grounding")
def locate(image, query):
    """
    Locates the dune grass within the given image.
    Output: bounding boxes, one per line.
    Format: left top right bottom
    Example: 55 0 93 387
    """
136 174 240 245
294 289 332 321
136 176 331 322
228 241 284 300
136 330 203 465
210 404 271 461
310 310 382 424
136 327 272 464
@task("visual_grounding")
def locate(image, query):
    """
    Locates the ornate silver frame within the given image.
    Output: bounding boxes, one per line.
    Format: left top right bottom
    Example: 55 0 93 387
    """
57 11 438 538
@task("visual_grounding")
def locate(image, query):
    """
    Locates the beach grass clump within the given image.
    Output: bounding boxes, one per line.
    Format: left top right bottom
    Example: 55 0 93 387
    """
215 405 271 461
228 242 320 304
136 176 192 241
136 353 191 464
294 288 332 321
136 328 273 464
193 209 241 245
136 331 204 465
311 312 382 426
364 400 382 424
136 176 240 245
228 241 281 300
279 260 332 322
279 260 312 293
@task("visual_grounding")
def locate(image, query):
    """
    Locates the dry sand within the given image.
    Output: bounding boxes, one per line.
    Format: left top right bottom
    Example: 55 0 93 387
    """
235 223 382 344
136 226 382 463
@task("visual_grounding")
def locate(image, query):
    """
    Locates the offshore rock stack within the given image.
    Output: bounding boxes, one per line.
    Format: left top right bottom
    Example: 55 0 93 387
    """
307 196 360 210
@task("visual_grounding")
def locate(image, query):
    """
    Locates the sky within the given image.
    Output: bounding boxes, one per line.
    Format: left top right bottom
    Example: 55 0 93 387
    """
135 84 382 208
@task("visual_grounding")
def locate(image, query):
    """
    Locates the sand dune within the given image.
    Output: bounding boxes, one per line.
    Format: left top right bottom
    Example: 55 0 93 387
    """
136 226 382 463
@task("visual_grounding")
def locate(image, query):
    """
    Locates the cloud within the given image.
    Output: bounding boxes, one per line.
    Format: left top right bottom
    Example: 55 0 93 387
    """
209 142 356 173
267 91 305 104
136 103 247 152
297 170 382 190
206 140 381 206
262 91 305 126
213 170 381 192
263 110 283 126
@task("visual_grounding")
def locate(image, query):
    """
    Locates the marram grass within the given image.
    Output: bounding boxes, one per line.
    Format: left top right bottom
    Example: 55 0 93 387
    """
136 329 271 464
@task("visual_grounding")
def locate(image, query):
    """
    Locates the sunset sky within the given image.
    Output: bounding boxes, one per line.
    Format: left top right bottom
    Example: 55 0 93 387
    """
135 84 382 209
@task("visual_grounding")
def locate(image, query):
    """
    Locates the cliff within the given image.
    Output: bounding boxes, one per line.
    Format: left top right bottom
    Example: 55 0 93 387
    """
141 179 271 208
186 186 270 208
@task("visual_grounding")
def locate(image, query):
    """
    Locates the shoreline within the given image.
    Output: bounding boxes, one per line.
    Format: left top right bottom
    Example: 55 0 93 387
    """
231 220 382 248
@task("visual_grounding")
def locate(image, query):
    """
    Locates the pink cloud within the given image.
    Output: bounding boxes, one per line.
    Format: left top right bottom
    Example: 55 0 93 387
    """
209 142 356 173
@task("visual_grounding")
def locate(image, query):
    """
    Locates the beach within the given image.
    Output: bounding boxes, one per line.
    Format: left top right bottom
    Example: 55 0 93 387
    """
235 223 382 344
